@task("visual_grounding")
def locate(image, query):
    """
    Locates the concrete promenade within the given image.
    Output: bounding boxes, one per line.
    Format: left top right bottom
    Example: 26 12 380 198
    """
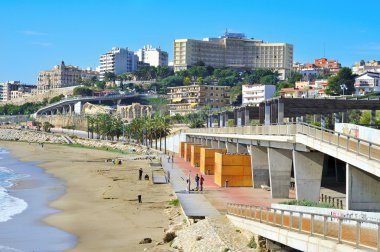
161 154 220 218
164 154 296 215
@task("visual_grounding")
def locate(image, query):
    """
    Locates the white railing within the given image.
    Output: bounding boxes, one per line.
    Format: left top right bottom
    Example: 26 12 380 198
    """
227 203 380 251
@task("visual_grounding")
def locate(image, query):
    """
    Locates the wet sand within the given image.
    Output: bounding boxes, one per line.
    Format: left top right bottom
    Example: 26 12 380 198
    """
1 141 174 251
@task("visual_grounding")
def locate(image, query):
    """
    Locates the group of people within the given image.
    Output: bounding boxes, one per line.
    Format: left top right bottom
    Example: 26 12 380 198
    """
138 168 149 180
194 174 205 191
167 154 174 163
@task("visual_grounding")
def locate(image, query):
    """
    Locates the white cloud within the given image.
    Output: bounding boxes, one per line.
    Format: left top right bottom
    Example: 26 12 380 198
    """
20 30 46 36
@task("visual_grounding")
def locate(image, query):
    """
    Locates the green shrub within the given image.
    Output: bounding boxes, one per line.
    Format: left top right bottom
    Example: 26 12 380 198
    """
169 199 180 206
280 199 335 208
248 237 257 248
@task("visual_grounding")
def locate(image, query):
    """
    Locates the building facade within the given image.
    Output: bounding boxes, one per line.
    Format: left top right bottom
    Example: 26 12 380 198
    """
37 61 98 92
242 84 276 106
167 84 230 116
173 32 293 80
117 103 152 122
354 72 380 95
0 81 36 102
135 45 168 67
99 47 137 80
314 58 341 73
353 60 380 75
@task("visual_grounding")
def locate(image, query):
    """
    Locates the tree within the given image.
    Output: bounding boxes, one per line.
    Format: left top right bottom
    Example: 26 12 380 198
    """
326 67 356 95
43 122 54 132
104 72 117 82
183 77 191 85
73 86 93 96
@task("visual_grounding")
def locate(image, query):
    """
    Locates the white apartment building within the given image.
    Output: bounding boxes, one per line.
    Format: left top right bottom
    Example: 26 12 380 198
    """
99 47 137 80
0 81 36 102
242 84 276 106
135 45 168 67
354 72 380 95
173 32 293 80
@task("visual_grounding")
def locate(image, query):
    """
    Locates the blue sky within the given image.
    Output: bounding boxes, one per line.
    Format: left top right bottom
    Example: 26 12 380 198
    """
1 0 380 84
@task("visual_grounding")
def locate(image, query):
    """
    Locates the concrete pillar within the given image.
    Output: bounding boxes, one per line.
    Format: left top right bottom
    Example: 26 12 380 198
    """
248 146 269 188
334 112 340 126
327 114 333 130
321 114 325 129
264 104 271 125
293 151 324 201
268 148 292 198
278 102 284 124
346 164 380 211
237 143 248 154
371 109 376 125
342 111 349 123
226 142 237 153
210 140 218 149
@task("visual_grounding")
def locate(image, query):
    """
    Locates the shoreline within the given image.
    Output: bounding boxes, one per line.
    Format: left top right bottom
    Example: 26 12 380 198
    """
1 141 176 251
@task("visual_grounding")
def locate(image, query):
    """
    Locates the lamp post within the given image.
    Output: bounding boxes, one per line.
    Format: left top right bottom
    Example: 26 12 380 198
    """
340 84 347 96
122 122 125 143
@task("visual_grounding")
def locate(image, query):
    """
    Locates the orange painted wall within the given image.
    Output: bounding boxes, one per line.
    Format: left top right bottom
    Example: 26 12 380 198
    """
190 144 202 167
199 148 227 175
180 142 187 158
184 143 192 162
214 153 252 187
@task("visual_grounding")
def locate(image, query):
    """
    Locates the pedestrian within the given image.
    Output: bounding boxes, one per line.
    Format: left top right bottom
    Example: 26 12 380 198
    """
200 175 204 191
195 174 200 191
41 143 44 148
171 154 174 162
167 155 170 163
139 168 143 180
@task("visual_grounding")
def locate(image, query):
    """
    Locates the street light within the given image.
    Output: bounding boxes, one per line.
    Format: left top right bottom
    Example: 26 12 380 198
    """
340 84 348 96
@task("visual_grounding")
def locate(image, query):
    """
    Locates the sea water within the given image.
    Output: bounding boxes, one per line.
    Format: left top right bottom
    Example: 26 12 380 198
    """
0 150 28 223
0 147 76 251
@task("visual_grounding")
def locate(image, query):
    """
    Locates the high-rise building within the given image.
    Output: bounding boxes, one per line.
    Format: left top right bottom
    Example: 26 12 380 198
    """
37 61 98 92
135 45 168 67
242 84 276 106
99 47 137 80
173 32 293 80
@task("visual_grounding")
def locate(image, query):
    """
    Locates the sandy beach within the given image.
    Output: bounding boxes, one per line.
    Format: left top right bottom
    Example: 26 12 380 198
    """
1 141 175 251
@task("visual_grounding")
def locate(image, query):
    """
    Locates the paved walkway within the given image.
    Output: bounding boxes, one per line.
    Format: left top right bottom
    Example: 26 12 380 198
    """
161 155 220 218
170 154 296 214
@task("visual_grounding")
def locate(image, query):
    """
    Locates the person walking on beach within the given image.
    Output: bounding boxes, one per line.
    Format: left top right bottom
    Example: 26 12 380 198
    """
195 174 200 191
138 168 143 180
200 175 204 191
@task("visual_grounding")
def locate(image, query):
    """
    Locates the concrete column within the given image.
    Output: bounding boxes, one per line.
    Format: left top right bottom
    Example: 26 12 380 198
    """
268 148 292 198
248 146 269 188
264 104 271 125
293 151 324 201
334 112 340 126
278 101 284 124
342 111 349 123
346 164 380 211
226 142 237 153
219 114 224 127
210 140 218 149
237 143 248 154
321 114 325 129
371 109 376 125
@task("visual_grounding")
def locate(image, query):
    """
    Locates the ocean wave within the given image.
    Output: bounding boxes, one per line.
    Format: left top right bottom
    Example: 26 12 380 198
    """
0 245 22 252
0 187 28 223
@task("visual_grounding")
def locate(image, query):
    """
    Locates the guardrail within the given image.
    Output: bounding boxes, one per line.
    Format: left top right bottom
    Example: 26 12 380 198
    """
227 203 380 251
185 122 380 162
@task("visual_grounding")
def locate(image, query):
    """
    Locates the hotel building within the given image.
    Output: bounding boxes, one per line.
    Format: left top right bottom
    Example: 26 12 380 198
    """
173 32 293 80
167 84 230 116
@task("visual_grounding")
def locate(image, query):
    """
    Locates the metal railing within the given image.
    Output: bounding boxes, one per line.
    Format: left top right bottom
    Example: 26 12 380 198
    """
185 122 380 162
227 203 380 251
